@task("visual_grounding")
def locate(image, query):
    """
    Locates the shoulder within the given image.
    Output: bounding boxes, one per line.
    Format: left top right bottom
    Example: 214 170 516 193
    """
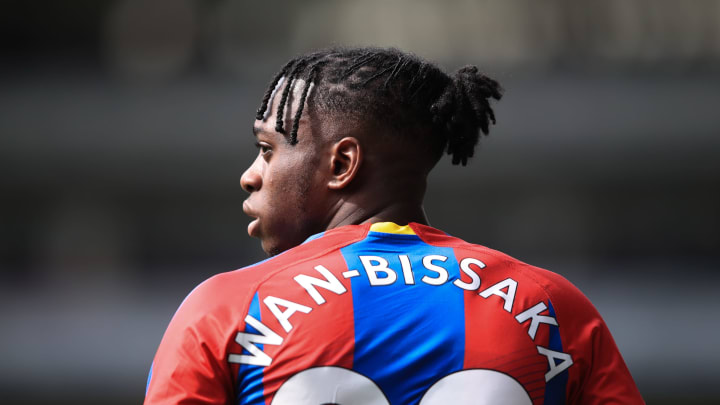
415 224 599 321
423 224 589 300
166 262 271 335
468 242 598 319
180 224 371 321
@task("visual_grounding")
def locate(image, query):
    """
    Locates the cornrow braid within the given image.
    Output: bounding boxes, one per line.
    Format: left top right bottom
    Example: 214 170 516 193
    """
340 52 379 80
289 61 325 145
255 47 503 166
255 59 294 121
274 61 303 134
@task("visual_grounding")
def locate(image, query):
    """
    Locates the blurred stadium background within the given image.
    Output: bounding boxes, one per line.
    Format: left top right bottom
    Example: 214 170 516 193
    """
1 0 719 403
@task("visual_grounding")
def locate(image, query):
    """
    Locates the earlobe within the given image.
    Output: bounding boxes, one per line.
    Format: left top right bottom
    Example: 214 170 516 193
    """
328 137 361 190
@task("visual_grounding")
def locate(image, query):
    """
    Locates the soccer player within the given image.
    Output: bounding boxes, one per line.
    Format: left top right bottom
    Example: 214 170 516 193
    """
144 47 644 404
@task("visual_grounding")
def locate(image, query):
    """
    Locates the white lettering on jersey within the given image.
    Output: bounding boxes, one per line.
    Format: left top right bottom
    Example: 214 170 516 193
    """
421 255 449 285
263 296 312 333
228 314 283 366
479 278 517 312
342 269 360 278
399 255 415 285
537 346 574 382
294 265 347 305
454 257 484 290
359 255 398 286
515 302 558 340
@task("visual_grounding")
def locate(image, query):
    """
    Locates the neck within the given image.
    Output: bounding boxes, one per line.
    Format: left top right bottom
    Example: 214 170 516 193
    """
323 163 431 230
325 199 429 230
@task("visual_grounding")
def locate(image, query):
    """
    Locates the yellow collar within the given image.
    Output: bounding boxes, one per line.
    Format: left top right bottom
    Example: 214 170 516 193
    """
369 222 416 235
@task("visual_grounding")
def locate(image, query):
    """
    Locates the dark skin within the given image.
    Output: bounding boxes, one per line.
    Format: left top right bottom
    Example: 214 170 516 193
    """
241 79 430 256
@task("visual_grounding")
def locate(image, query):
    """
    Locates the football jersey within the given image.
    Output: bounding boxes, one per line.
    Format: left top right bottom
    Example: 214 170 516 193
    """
144 222 644 405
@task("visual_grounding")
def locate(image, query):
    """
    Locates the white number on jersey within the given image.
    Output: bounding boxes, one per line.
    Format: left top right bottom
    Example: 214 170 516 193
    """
269 367 532 405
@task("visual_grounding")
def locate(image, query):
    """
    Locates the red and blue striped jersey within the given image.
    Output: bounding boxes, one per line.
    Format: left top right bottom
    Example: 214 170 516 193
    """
144 222 643 405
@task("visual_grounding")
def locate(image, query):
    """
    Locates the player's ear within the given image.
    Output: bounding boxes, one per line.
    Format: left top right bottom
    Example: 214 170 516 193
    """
327 137 361 190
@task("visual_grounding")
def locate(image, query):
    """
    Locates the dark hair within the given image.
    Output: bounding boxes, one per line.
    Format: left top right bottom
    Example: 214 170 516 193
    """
255 47 502 166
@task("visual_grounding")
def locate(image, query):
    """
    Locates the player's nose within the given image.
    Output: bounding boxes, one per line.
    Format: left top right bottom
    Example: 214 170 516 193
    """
240 160 262 193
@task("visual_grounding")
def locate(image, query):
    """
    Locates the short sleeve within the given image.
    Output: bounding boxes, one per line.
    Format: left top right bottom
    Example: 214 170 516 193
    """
539 270 645 405
144 275 243 405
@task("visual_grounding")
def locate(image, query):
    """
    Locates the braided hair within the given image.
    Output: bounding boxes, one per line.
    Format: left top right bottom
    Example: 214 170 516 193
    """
255 47 502 166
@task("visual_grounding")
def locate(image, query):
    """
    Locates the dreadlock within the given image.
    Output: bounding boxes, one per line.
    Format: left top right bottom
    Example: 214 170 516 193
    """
255 47 503 165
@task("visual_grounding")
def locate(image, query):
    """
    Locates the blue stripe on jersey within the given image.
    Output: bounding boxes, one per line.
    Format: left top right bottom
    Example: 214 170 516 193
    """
145 362 153 396
341 232 466 405
543 300 567 405
236 293 265 405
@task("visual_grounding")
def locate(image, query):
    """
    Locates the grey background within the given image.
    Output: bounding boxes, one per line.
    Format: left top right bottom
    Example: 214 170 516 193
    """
1 0 719 403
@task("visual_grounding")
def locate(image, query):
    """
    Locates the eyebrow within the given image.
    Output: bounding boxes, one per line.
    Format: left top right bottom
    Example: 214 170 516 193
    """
252 126 273 138
253 126 283 140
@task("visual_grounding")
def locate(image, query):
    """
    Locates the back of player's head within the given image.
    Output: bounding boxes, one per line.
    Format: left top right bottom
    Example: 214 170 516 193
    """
255 46 503 167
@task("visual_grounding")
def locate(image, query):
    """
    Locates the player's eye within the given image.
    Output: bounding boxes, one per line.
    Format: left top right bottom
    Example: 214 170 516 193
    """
255 142 272 158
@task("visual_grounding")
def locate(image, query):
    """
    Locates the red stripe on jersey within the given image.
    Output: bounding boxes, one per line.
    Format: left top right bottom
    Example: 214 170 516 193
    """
412 225 553 403
257 250 356 404
452 246 548 405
